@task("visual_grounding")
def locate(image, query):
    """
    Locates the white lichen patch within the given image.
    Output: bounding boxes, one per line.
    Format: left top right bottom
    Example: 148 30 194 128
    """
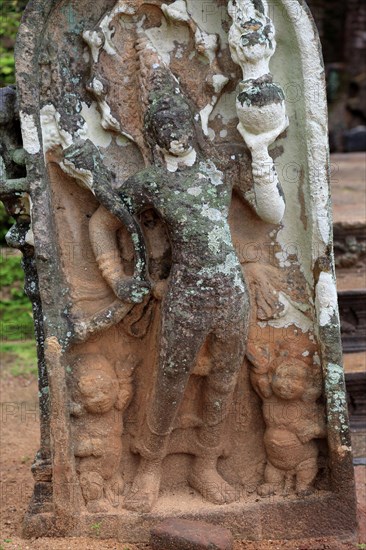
187 0 229 46
164 148 197 172
187 186 202 196
82 30 104 62
212 74 229 94
207 128 216 141
312 171 331 247
253 178 286 225
25 228 35 247
264 291 313 332
79 102 112 148
98 100 121 133
194 28 218 64
211 91 237 125
116 134 131 147
175 45 185 59
20 112 40 154
315 271 338 326
40 104 73 153
0 156 6 180
145 19 190 66
199 160 223 186
162 0 191 24
60 158 94 194
200 104 214 136
201 205 222 222
325 363 349 434
208 224 232 254
198 251 245 292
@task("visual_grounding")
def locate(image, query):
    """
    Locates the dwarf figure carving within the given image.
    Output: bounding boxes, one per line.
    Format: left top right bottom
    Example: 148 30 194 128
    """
70 354 133 512
251 358 326 497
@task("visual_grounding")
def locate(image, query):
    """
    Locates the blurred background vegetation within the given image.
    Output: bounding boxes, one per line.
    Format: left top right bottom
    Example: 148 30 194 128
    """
0 0 27 84
0 0 365 377
1 0 34 376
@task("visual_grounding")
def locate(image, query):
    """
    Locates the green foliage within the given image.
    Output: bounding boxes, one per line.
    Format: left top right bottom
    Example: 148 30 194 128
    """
1 340 37 376
0 0 28 85
0 200 16 246
0 250 36 377
0 251 24 285
91 521 102 537
0 252 34 342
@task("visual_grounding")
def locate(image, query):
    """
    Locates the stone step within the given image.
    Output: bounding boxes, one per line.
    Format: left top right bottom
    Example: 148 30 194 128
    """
331 153 366 354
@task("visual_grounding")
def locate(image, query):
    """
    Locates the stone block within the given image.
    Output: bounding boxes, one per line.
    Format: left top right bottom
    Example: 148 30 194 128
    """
150 518 233 550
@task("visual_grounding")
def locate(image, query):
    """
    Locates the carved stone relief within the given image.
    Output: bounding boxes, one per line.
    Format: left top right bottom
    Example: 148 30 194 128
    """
5 0 357 541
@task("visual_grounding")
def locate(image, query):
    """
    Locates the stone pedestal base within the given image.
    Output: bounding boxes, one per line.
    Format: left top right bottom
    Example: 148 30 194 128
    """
23 489 357 543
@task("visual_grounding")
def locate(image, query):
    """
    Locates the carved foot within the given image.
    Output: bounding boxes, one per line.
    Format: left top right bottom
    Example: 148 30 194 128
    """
188 459 238 504
296 485 315 498
257 482 276 497
86 498 110 513
105 472 124 507
124 459 162 512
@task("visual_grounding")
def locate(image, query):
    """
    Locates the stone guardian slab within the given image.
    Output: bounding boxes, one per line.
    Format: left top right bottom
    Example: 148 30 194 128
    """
3 0 357 542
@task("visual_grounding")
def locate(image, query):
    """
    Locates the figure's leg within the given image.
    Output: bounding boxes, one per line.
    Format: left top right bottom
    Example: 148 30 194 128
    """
189 312 247 504
125 300 207 512
295 456 318 496
104 471 124 508
79 471 109 513
257 462 286 497
283 472 295 495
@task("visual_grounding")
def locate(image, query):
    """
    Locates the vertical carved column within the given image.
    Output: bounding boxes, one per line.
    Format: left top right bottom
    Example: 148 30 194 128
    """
0 87 52 511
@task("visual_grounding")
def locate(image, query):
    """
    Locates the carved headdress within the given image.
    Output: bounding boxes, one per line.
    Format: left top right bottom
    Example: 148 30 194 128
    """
135 31 195 154
228 0 275 75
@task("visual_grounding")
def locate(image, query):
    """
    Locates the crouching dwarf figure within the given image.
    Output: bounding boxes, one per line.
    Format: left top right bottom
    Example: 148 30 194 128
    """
70 354 132 512
63 66 286 512
251 358 326 497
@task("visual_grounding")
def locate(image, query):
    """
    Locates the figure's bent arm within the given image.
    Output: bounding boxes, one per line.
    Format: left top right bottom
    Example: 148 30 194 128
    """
235 149 286 225
62 139 149 283
89 205 125 295
250 149 286 225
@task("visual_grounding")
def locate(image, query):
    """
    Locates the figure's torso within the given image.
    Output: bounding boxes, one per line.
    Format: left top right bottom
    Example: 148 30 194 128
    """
121 160 243 284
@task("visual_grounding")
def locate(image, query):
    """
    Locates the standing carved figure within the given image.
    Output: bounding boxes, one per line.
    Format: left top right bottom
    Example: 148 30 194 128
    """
64 58 286 511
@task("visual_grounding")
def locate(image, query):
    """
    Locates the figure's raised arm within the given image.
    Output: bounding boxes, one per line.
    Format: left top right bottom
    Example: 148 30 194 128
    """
228 0 288 225
248 147 286 225
89 205 151 304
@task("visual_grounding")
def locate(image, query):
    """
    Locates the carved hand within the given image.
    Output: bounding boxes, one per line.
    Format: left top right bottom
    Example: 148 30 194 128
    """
114 278 151 304
152 279 169 301
74 440 95 457
69 401 84 417
115 385 133 411
297 417 327 443
91 439 104 458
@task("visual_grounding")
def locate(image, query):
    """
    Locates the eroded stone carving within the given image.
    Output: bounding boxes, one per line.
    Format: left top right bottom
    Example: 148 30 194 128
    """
11 0 357 541
70 354 132 512
250 357 325 497
228 0 288 223
62 48 296 509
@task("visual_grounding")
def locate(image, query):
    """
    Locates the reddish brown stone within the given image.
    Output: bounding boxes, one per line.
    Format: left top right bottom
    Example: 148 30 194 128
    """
150 518 233 550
